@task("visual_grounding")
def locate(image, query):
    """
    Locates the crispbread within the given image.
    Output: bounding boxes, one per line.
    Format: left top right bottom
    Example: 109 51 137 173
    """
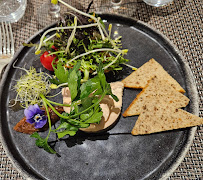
122 76 203 135
131 105 203 135
122 58 185 93
123 76 189 117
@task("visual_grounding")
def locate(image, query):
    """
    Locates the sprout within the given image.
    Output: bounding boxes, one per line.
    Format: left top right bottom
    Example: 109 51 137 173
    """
65 16 78 54
13 67 52 108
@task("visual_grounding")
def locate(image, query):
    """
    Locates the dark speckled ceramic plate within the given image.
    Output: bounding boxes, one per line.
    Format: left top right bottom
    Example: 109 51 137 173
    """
0 14 199 180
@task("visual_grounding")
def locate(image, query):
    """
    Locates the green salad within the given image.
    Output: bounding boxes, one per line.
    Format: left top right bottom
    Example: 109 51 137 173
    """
12 0 134 154
24 0 129 81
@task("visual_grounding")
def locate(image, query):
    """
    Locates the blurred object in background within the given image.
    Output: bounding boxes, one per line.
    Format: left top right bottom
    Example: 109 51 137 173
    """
0 0 27 23
36 0 87 29
0 22 14 80
111 0 122 9
143 0 173 7
95 0 132 14
36 0 61 27
0 0 26 79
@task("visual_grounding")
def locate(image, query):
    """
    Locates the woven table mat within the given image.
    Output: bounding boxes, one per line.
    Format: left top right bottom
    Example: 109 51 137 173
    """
0 0 202 179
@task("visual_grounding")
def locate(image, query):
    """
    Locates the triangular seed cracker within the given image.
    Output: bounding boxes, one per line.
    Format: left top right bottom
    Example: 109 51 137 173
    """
122 58 185 93
122 77 203 135
123 77 189 117
132 107 203 135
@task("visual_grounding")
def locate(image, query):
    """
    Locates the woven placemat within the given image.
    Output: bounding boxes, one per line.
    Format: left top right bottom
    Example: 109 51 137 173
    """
0 0 202 179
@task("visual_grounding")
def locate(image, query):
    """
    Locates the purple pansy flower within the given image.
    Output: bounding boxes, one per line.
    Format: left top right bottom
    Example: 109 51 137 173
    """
24 104 47 129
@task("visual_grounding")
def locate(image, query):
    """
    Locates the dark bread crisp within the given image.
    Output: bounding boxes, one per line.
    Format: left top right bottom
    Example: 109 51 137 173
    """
14 106 64 134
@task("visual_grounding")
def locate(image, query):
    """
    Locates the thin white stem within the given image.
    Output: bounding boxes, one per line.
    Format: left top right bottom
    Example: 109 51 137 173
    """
101 24 117 49
35 23 98 54
92 52 122 75
103 53 121 70
122 63 137 70
65 17 77 54
97 17 105 40
46 90 62 98
58 0 117 48
43 33 56 43
66 48 123 65
58 0 98 22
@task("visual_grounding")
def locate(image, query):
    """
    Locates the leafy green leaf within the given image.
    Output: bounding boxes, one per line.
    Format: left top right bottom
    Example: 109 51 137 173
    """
68 119 90 128
105 83 119 102
60 113 89 128
35 138 46 147
80 76 102 99
71 61 81 72
80 113 90 120
79 123 90 128
57 130 77 139
80 109 94 120
54 122 78 132
53 61 69 84
30 132 41 138
97 64 106 90
85 111 103 123
67 69 78 101
67 62 82 101
49 78 60 85
81 97 93 109
30 132 56 154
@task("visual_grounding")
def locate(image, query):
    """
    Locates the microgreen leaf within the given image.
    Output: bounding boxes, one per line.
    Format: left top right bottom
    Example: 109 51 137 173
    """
105 83 119 102
68 69 78 101
31 132 56 154
81 97 93 109
30 132 41 138
80 113 90 120
97 63 106 90
80 76 101 99
57 130 77 139
54 122 78 132
52 61 69 84
67 62 81 101
85 111 103 123
60 113 89 128
53 122 79 138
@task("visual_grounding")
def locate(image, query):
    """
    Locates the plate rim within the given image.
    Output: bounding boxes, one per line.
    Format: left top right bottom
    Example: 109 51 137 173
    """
0 13 199 180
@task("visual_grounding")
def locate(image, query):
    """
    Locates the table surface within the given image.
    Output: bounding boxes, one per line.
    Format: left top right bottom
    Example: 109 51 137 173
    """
0 0 202 179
